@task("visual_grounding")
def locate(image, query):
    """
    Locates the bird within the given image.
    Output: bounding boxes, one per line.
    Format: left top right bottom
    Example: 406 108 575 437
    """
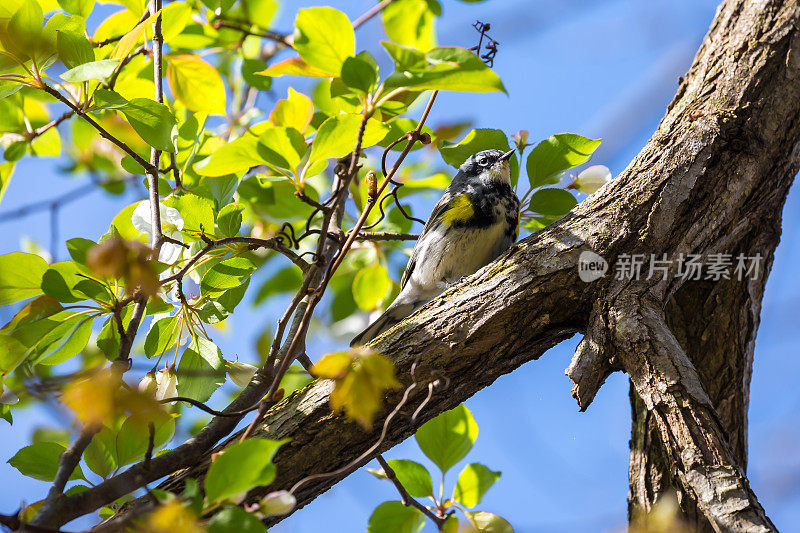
351 148 520 346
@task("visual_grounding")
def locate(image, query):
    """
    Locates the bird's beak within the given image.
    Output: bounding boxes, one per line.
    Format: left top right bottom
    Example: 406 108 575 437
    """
500 149 516 161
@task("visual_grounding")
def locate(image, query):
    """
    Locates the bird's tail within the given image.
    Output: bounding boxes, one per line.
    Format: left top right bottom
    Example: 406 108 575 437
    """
350 301 417 347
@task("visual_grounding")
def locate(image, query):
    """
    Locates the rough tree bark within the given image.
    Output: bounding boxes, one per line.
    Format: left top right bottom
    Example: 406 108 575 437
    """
103 0 800 531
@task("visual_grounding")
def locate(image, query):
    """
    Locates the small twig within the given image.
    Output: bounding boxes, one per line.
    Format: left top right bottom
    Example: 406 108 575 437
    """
352 0 398 29
211 20 292 46
377 455 447 529
356 232 419 241
39 84 157 175
143 422 155 471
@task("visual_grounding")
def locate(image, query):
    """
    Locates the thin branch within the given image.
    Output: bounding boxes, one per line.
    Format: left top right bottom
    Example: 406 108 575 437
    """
356 232 419 242
32 426 99 526
352 0 398 29
376 455 447 530
39 84 157 175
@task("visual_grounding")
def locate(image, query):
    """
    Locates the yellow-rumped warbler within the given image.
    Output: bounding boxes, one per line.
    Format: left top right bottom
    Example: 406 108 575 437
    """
351 148 519 346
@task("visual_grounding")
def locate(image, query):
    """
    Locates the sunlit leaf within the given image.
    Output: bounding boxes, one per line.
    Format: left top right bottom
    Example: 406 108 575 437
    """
526 133 601 188
255 57 336 78
415 403 478 474
205 438 287 503
464 511 515 533
312 348 400 428
94 89 177 153
382 0 437 52
269 87 313 133
167 54 226 115
386 459 434 498
367 501 424 533
527 188 577 217
310 114 389 163
176 336 225 403
352 262 391 310
453 463 501 507
194 132 263 177
385 47 505 94
0 252 47 306
293 7 354 73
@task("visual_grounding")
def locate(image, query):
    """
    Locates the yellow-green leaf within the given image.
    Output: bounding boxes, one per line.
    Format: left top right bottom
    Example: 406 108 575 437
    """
293 7 354 73
268 87 313 133
166 54 226 115
310 114 389 163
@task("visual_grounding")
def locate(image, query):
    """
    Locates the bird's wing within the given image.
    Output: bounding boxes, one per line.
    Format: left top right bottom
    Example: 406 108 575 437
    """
400 188 455 289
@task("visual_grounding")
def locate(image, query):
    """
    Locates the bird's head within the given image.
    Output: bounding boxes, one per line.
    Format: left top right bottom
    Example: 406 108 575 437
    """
459 148 516 184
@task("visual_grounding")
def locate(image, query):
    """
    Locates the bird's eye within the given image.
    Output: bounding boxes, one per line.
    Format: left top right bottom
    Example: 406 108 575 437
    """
478 157 488 167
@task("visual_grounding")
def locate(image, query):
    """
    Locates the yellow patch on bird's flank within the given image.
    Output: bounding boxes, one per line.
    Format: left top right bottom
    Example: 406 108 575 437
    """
441 194 474 225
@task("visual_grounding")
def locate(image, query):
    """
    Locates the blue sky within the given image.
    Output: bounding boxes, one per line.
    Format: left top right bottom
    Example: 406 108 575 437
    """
1 0 799 531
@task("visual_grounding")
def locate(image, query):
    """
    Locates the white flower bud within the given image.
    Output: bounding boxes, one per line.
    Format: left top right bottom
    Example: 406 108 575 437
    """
154 369 178 401
228 362 258 388
138 372 157 396
259 490 296 516
574 165 612 194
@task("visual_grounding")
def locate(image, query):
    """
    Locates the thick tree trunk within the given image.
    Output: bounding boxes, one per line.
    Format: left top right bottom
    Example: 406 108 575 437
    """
94 0 800 530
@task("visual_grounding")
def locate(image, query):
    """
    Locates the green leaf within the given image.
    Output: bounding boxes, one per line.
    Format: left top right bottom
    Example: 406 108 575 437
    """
207 507 266 533
200 256 257 294
194 132 263 177
60 59 120 83
94 90 177 153
464 511 514 533
310 114 389 163
35 313 94 365
4 141 27 162
66 238 96 265
382 0 437 52
439 129 518 185
453 463 501 507
0 252 47 305
8 0 44 58
381 41 426 70
0 296 62 374
386 459 433 498
269 87 313 132
164 193 215 234
167 54 226 115
217 203 244 237
84 425 116 478
385 47 505 94
204 438 287 503
176 336 225 402
527 188 577 217
341 54 378 94
293 7 354 74
41 261 86 303
256 57 335 78
415 403 478 474
367 501 424 533
56 24 94 69
144 316 180 358
115 411 175 466
352 263 391 311
57 0 94 17
526 133 601 188
8 441 83 482
242 59 272 91
256 126 307 174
